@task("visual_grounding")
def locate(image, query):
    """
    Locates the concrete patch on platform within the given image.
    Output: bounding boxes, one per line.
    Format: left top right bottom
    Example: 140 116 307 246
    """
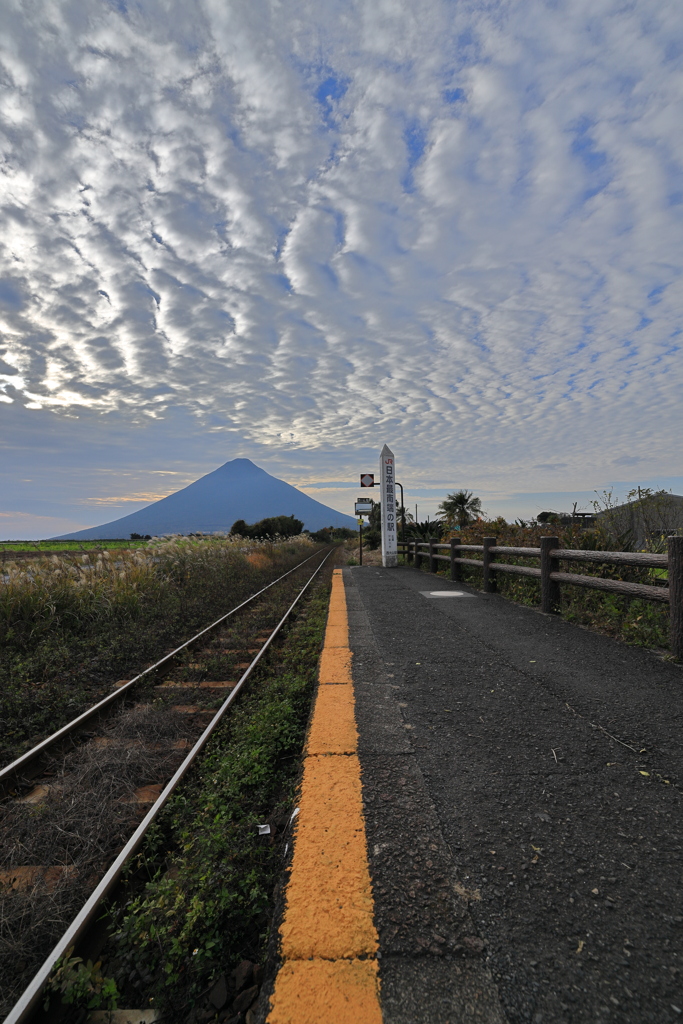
379 956 507 1024
420 590 475 598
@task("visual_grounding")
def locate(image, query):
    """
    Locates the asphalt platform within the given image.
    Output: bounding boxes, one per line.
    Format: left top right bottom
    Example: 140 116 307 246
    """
344 564 683 1024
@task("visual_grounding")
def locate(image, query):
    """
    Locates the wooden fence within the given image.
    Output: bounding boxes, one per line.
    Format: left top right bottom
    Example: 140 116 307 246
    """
397 535 683 660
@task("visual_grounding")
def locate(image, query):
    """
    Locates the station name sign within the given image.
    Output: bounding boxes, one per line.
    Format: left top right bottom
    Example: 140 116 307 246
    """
379 445 398 568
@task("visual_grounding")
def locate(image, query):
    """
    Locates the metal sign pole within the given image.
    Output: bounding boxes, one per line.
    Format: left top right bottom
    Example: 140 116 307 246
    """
357 517 364 565
380 444 398 567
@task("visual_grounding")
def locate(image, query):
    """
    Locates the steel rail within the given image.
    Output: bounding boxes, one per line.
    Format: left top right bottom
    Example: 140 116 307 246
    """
5 548 334 1024
0 547 326 793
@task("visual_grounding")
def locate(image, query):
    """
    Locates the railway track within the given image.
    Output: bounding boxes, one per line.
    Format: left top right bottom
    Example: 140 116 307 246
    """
0 546 327 800
1 546 334 1024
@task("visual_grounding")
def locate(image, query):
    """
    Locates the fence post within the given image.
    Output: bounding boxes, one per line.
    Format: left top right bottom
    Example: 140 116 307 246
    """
414 541 421 568
450 536 461 582
482 537 497 593
669 535 683 660
540 536 561 613
429 538 437 574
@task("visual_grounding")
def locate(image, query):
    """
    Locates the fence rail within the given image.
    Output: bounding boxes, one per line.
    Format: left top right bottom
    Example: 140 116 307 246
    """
397 534 683 660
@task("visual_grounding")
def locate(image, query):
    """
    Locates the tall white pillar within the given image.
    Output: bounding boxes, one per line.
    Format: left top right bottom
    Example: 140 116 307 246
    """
380 444 398 567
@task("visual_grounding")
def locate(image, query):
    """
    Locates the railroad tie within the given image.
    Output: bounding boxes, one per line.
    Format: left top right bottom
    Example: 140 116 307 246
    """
120 783 164 808
153 681 237 691
0 866 78 892
168 705 217 717
196 648 262 655
17 783 56 805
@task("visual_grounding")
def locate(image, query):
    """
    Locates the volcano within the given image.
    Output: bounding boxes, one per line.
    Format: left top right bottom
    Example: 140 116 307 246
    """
53 459 357 539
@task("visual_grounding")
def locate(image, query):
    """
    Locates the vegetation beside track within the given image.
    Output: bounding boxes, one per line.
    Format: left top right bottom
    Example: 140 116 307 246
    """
0 705 198 1018
84 570 331 1022
408 521 670 651
1 540 151 554
0 536 320 765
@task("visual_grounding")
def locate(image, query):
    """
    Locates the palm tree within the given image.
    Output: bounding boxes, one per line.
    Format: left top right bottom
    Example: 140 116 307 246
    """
438 490 483 530
406 518 445 541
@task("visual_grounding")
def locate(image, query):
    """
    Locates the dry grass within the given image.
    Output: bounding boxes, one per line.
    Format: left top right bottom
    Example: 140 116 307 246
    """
0 704 199 1015
0 542 324 1015
0 535 316 643
0 535 318 764
338 539 384 566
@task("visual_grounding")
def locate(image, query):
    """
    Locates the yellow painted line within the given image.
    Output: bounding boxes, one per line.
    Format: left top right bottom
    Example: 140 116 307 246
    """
267 960 380 1024
318 646 353 682
323 621 349 648
267 569 382 1024
306 684 357 755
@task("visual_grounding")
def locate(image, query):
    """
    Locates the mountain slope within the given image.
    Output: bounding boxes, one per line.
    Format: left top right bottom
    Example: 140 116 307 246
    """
54 459 357 539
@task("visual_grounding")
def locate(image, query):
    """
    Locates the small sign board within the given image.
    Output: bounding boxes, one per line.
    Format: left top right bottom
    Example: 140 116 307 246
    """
360 474 375 487
355 498 373 514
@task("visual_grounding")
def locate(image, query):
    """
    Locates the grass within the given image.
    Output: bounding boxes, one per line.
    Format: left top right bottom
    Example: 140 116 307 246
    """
0 535 320 765
85 569 332 1021
1 540 151 554
1 551 332 1019
409 522 671 651
0 705 196 1017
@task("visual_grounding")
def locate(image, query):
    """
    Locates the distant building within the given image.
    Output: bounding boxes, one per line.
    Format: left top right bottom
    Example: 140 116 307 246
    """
594 493 683 547
537 510 596 527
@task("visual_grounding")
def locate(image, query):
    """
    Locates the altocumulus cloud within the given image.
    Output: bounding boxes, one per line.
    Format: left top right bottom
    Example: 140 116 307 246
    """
0 0 682 493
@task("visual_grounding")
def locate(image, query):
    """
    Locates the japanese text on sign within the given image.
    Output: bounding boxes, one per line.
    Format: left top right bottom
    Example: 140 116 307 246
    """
379 444 398 567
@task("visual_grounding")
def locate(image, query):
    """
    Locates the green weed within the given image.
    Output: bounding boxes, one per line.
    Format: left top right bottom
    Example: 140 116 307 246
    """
45 949 119 1011
102 579 331 1020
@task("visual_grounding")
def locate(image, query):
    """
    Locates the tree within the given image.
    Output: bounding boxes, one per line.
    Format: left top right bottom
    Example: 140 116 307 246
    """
438 490 483 529
308 525 358 543
363 502 382 550
406 518 445 541
229 514 303 539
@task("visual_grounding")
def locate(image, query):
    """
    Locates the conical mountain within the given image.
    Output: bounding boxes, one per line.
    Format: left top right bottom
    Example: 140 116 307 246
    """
54 459 357 539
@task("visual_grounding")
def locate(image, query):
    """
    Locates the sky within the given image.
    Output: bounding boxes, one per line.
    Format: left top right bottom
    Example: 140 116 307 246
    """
1 0 682 538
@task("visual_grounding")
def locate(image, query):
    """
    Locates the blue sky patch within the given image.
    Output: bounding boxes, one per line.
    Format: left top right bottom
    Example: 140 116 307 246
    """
0 0 680 537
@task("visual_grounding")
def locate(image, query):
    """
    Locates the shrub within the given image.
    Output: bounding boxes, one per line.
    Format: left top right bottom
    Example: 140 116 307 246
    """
229 515 303 540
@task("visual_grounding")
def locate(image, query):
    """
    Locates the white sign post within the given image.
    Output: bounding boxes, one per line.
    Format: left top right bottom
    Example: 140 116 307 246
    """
380 444 398 567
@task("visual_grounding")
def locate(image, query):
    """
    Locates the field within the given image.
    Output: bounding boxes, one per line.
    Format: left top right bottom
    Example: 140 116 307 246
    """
0 534 321 765
1 539 150 555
